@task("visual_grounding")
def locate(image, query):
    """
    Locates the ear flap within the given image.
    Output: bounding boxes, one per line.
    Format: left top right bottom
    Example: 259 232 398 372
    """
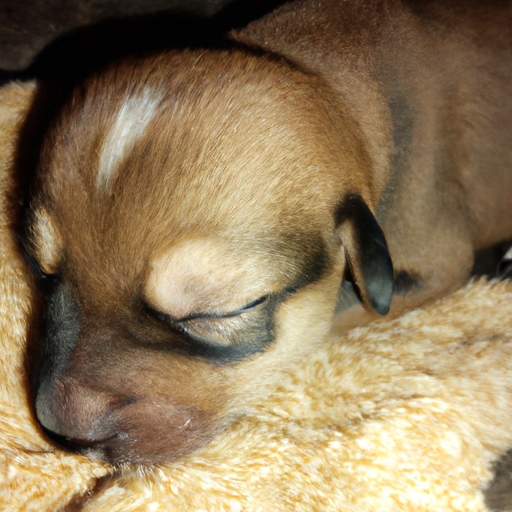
335 194 394 315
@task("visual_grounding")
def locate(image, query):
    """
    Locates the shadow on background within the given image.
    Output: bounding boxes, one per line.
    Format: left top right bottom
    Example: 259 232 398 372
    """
22 0 286 87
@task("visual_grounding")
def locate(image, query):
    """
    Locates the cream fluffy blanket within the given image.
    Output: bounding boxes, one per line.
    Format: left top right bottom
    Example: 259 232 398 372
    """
1 81 511 511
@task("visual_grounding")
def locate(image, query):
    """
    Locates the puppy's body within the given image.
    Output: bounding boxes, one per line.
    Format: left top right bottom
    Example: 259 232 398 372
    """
26 0 512 464
237 0 512 322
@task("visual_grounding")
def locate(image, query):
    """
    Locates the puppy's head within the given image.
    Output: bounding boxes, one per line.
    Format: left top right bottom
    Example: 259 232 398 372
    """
25 49 393 464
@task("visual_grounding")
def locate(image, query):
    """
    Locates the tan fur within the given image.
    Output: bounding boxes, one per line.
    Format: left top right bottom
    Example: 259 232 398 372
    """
23 0 512 465
2 81 512 508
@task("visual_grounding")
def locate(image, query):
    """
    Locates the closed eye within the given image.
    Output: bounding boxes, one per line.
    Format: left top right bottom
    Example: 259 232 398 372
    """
173 294 270 322
142 293 269 324
143 294 273 349
223 294 269 316
22 247 60 285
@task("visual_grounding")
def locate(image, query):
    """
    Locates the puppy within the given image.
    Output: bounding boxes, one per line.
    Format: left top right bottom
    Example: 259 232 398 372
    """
25 0 512 464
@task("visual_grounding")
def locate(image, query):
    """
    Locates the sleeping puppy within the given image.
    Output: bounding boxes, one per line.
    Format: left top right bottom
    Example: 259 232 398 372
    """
24 0 512 464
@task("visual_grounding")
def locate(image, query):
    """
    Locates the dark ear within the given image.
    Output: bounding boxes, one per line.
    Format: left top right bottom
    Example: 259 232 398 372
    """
335 194 393 315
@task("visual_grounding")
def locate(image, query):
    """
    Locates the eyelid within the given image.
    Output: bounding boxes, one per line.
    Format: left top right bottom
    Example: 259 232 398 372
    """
181 294 270 322
22 246 60 284
145 294 270 325
232 294 269 314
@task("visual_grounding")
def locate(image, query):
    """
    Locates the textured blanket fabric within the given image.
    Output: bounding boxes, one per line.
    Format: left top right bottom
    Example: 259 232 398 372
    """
0 81 512 511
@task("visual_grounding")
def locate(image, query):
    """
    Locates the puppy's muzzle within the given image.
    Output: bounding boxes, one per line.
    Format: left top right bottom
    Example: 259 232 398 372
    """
32 282 219 464
35 374 212 464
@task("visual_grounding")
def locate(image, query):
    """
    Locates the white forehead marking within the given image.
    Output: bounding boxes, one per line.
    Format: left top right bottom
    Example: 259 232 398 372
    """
96 88 164 191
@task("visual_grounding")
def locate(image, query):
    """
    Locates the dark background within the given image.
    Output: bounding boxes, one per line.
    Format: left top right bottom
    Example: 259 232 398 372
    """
0 0 286 85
